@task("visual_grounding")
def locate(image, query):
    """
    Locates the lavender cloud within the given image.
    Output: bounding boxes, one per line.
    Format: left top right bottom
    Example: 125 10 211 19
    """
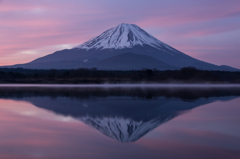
0 0 239 68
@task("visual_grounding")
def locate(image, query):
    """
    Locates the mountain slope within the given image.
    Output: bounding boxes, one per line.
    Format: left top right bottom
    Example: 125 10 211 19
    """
4 23 239 71
90 53 176 70
8 53 176 70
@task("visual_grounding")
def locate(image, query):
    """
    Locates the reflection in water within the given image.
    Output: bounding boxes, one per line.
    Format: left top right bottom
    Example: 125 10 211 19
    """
0 86 240 143
0 86 240 159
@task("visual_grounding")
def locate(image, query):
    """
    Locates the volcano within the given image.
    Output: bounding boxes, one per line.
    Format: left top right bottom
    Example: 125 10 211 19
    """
6 23 238 71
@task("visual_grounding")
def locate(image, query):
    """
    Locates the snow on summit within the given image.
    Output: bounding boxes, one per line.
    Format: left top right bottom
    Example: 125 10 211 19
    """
75 23 173 50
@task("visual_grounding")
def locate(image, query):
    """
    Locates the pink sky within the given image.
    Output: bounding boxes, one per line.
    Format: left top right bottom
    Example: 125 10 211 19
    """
0 0 240 68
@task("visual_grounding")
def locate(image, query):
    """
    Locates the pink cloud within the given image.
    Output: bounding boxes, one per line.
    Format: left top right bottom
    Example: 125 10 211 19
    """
0 0 239 68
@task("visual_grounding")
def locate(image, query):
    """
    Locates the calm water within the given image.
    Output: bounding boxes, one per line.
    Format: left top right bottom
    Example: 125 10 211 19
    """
0 85 240 159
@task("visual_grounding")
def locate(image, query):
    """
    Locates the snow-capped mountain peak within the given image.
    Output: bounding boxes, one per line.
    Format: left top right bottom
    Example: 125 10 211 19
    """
74 23 173 51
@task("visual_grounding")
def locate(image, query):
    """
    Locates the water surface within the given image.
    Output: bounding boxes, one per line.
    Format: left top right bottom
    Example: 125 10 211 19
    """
0 85 240 159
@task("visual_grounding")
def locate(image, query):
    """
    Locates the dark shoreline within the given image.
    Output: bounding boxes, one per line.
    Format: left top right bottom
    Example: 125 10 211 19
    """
0 67 240 84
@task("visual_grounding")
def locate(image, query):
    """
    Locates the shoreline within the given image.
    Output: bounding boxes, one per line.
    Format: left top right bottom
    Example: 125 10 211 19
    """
1 83 240 88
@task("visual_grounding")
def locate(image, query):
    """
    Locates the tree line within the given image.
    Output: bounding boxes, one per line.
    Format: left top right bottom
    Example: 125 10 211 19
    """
0 67 240 84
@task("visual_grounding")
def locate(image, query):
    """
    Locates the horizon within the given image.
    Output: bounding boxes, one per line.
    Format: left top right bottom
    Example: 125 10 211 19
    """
0 0 240 69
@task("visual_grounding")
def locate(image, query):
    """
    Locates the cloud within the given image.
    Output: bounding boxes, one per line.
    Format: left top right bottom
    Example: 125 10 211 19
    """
0 0 239 68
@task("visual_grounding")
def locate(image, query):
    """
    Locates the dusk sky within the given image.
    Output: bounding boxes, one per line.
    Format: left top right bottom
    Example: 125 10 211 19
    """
1 0 240 68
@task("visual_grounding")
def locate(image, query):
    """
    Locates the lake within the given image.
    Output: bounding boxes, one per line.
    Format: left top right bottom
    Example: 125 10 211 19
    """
0 84 240 159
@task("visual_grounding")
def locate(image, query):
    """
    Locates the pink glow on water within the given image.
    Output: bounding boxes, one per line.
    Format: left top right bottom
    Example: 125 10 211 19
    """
0 95 239 158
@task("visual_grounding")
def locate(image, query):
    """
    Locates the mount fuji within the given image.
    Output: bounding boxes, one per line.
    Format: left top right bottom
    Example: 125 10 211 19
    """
6 23 238 71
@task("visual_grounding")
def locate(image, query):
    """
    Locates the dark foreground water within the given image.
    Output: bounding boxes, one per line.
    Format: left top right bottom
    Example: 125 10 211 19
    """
0 85 240 159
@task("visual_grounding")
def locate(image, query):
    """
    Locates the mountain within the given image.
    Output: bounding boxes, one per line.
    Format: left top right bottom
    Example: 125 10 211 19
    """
4 23 239 71
89 53 176 70
74 23 176 50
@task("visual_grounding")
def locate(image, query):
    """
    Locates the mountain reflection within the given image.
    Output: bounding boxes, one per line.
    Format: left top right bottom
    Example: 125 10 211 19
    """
0 86 240 142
